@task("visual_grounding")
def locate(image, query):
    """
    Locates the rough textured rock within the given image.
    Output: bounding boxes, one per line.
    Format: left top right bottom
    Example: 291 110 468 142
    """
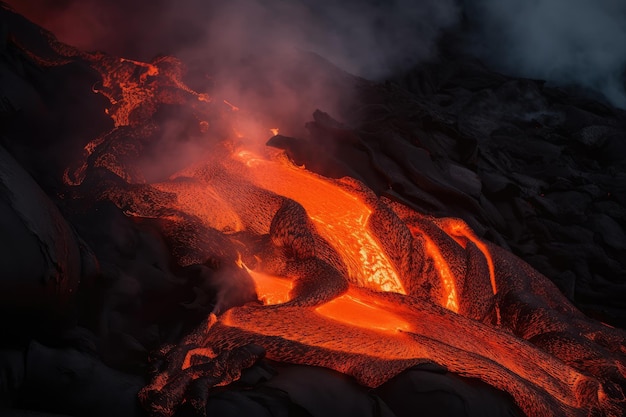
0 145 82 340
1 4 626 417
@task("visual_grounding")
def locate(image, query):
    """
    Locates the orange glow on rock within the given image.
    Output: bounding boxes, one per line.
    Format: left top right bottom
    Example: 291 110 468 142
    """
119 58 159 81
37 41 625 417
152 181 244 234
407 224 459 312
232 151 405 295
182 347 217 370
235 149 264 167
216 289 608 417
237 256 294 305
249 270 294 305
440 219 497 296
315 289 411 333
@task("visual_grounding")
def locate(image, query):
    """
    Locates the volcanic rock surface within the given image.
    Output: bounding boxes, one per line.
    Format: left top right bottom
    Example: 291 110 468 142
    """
0 4 625 417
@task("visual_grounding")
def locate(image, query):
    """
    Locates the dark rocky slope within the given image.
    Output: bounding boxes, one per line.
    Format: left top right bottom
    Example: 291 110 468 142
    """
0 5 624 417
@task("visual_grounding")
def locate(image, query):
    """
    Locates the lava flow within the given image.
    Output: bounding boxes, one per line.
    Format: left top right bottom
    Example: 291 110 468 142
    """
48 42 626 417
232 148 405 295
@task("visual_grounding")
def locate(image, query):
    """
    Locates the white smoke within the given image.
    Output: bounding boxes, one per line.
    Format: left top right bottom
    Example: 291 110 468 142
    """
6 0 626 108
464 0 626 108
5 0 460 78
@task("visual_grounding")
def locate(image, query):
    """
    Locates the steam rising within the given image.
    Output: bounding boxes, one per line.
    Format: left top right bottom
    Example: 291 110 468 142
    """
464 0 626 108
7 0 458 77
7 0 626 107
194 0 461 79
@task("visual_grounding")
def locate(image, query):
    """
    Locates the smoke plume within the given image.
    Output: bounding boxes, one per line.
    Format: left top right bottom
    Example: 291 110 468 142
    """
463 0 626 108
5 0 626 107
5 0 459 77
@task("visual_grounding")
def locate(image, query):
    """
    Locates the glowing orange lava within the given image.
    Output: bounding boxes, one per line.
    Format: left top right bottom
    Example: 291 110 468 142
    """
407 224 459 312
236 256 294 305
35 35 624 417
439 219 497 296
315 289 411 333
233 150 405 295
249 269 294 305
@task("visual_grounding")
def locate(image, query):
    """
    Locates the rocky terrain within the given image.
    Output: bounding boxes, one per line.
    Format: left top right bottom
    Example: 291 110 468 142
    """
0 4 625 417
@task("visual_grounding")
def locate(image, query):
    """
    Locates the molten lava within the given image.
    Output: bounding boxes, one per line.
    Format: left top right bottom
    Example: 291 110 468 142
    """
237 255 293 305
407 223 458 311
233 148 405 295
315 290 411 333
42 40 626 417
